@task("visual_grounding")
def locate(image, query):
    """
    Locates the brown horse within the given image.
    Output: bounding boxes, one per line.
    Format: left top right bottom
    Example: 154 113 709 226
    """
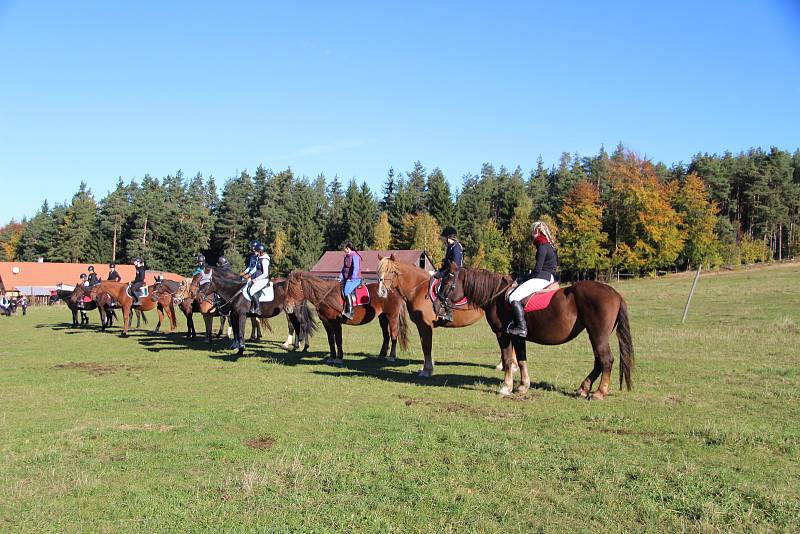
89 280 177 336
435 262 634 399
283 271 408 365
375 255 491 378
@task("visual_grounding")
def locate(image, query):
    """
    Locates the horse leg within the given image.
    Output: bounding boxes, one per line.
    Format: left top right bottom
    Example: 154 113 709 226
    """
71 308 78 327
387 313 399 362
333 322 344 365
415 322 434 378
282 314 295 349
506 335 529 396
122 305 131 337
153 305 163 333
203 314 213 343
377 314 390 358
322 319 336 362
587 334 614 401
236 312 247 353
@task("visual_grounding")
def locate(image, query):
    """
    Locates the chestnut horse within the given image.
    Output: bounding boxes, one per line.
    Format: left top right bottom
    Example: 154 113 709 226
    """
435 262 634 399
283 271 408 365
375 255 490 378
89 280 177 336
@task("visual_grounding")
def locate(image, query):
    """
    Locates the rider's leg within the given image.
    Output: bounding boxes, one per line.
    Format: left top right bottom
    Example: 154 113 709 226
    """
341 279 359 319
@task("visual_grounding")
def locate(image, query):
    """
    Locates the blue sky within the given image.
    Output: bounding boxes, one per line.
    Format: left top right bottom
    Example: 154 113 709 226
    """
1 1 799 223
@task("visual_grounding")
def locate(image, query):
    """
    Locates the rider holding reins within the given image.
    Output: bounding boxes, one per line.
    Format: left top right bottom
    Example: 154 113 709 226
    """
433 226 463 322
242 242 271 314
338 241 362 320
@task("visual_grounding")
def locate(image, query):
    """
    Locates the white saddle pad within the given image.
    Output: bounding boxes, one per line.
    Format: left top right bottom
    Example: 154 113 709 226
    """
244 282 274 302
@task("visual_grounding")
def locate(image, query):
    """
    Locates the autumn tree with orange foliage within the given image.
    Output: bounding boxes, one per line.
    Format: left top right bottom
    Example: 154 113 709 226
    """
558 181 609 278
607 151 684 273
670 173 721 269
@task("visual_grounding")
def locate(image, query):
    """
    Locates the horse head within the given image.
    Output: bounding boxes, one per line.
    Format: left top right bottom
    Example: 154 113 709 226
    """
376 254 400 299
283 271 305 313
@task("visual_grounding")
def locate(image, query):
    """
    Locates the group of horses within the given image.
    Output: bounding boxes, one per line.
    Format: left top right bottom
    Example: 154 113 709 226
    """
50 255 634 398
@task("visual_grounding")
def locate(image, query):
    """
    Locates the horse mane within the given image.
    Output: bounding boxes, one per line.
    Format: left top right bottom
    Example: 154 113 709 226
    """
460 267 514 307
291 271 341 309
376 257 401 279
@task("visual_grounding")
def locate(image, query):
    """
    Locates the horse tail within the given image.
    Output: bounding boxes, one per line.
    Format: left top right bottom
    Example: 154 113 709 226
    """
298 302 318 339
398 300 409 351
259 317 273 333
616 298 634 391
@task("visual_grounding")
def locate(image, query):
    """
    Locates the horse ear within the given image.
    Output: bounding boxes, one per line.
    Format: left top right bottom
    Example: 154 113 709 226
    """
389 253 396 261
377 254 383 261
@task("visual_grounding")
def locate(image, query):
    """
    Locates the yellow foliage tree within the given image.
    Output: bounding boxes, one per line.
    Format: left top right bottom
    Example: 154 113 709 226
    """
401 213 444 266
558 181 609 277
373 211 392 250
270 229 288 275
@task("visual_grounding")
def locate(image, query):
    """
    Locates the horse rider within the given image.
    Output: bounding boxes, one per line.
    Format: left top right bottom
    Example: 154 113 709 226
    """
338 241 362 320
107 262 121 282
131 257 147 305
241 240 260 279
76 273 90 308
506 221 559 338
86 265 101 287
217 255 232 272
432 226 463 321
193 253 212 290
244 243 271 314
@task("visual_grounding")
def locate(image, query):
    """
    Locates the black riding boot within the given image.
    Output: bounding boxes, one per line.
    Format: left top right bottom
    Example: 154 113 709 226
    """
506 300 528 338
250 294 259 314
439 299 453 322
342 294 354 319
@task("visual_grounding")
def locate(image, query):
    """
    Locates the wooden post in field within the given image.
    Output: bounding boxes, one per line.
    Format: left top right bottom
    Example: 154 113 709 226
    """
682 265 702 324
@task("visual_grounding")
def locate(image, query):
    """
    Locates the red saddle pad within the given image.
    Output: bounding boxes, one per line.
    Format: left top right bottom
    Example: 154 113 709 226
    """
341 284 371 307
429 278 468 306
523 288 560 313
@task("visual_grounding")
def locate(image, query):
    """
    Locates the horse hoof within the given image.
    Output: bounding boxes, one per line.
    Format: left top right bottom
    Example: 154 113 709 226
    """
590 392 605 401
386 356 397 363
516 384 529 395
499 385 512 396
495 362 503 371
417 368 432 379
575 389 590 399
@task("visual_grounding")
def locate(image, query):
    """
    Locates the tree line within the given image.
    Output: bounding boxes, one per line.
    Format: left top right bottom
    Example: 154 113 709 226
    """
1 143 798 279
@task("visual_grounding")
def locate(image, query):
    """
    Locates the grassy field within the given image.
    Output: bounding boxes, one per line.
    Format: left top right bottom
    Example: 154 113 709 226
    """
1 262 799 532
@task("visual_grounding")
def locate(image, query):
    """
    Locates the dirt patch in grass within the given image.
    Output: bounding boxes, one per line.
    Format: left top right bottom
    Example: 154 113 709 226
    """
398 395 519 420
245 437 277 449
117 423 174 432
52 362 142 376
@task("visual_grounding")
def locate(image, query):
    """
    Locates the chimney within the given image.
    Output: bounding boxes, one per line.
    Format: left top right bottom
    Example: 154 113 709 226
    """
37 257 44 263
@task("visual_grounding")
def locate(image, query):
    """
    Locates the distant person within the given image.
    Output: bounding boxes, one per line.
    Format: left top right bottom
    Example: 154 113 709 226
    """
107 263 121 282
338 241 361 320
506 221 559 338
0 294 10 316
245 244 271 313
131 258 147 305
86 265 101 287
18 295 27 316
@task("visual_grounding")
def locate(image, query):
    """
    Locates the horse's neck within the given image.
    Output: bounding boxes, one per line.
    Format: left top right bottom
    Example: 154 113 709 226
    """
401 265 431 302
304 277 338 307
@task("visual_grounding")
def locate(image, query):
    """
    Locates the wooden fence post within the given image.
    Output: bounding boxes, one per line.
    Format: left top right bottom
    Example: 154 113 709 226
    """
681 265 702 324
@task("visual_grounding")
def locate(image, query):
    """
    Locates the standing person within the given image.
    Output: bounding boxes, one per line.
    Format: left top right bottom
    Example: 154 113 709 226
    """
506 221 559 338
86 266 101 287
246 244 271 313
19 295 27 316
107 263 121 282
337 241 362 320
0 294 8 316
432 226 464 321
131 258 147 305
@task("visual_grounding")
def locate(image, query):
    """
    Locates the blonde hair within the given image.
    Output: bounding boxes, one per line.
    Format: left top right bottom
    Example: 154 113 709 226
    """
531 221 555 245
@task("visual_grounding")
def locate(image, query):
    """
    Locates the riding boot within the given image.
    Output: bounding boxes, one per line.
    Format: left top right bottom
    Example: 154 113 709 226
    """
439 299 453 322
506 300 528 338
250 294 259 314
342 294 354 319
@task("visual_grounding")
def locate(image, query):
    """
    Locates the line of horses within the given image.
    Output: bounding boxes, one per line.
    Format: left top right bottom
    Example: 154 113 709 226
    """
49 256 634 398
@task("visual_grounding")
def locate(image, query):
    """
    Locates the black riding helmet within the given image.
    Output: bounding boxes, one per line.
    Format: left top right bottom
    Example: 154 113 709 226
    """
441 226 457 239
217 256 229 267
197 253 206 265
109 263 115 269
249 240 261 251
255 243 266 253
88 266 95 272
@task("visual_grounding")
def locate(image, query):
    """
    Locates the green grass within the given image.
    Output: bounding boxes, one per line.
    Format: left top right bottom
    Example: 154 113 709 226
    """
2 262 799 532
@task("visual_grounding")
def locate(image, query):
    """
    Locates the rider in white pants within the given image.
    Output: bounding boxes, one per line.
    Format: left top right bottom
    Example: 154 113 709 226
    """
507 221 558 337
247 244 271 313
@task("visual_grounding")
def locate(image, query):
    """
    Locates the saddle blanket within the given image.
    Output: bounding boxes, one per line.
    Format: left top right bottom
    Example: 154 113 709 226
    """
341 284 371 307
82 296 92 303
244 282 274 302
523 288 560 313
127 285 149 299
429 278 468 306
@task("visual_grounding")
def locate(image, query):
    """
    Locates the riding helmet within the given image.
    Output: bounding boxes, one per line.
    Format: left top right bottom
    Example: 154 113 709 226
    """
441 226 457 238
197 253 206 265
217 256 229 268
255 243 266 253
88 266 95 272
109 263 115 268
249 240 260 251
80 273 87 279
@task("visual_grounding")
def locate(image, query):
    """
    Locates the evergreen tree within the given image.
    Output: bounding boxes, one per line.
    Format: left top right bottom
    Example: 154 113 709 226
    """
211 171 254 263
286 179 325 270
55 182 99 263
425 167 453 226
257 168 292 246
471 218 511 273
507 195 535 275
406 161 427 213
380 167 397 212
98 178 130 263
527 157 549 218
18 201 56 261
325 176 347 249
388 177 413 245
343 181 378 249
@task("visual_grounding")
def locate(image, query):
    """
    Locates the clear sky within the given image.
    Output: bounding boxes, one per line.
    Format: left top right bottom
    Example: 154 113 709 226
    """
1 1 799 223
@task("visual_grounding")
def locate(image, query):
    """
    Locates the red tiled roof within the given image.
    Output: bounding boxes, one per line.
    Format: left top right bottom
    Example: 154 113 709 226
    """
310 250 435 279
0 262 183 293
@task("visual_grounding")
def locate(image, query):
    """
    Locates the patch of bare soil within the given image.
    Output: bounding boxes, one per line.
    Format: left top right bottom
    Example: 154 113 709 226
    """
52 362 141 376
245 437 276 449
397 395 519 420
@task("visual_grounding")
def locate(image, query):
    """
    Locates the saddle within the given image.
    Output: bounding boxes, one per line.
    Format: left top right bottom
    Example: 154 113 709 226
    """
341 283 370 308
244 281 274 303
126 284 148 300
429 278 468 306
504 281 561 313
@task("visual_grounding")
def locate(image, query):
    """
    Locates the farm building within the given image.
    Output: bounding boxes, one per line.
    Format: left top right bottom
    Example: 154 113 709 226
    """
310 250 435 281
0 261 183 304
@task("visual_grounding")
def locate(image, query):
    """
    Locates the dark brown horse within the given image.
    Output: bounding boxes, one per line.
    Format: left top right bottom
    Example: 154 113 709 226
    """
209 268 316 355
435 262 634 399
50 286 92 327
71 283 117 331
283 271 408 365
89 280 177 336
376 255 493 378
